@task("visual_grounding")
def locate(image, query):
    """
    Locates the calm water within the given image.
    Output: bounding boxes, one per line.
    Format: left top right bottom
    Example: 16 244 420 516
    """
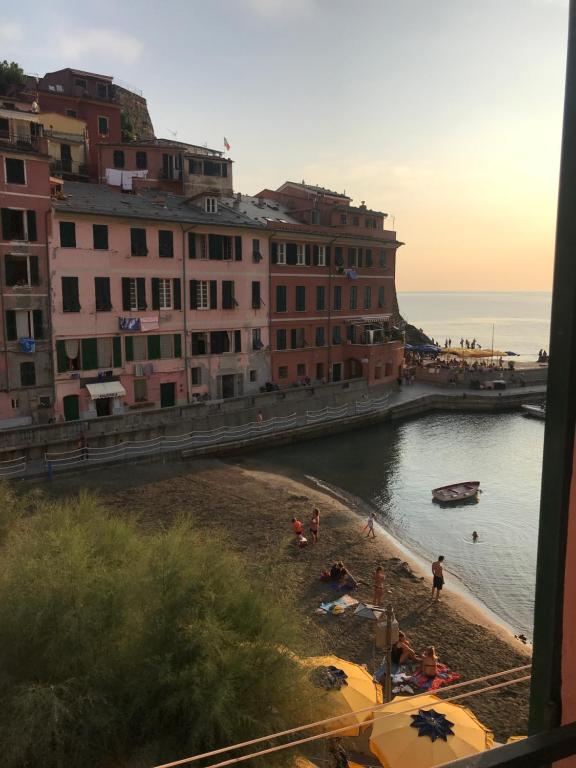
399 291 552 362
256 293 551 636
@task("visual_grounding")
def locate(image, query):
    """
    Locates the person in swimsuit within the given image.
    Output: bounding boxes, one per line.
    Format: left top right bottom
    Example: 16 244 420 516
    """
292 517 303 536
421 646 439 678
373 566 385 605
390 631 419 665
310 507 320 543
363 512 376 538
472 531 479 542
432 555 445 600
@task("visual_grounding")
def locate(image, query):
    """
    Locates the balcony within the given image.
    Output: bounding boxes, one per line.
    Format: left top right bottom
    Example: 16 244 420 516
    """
0 130 45 154
50 159 89 178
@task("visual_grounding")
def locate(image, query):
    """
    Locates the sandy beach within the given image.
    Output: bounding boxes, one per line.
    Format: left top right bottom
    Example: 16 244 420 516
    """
45 457 531 742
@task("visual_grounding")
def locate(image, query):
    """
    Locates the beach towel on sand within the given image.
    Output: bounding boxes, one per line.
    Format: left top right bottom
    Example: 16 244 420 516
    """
319 594 359 614
408 663 461 691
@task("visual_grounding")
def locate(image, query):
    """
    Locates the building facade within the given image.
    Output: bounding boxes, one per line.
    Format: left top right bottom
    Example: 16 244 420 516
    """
0 120 53 427
50 183 269 420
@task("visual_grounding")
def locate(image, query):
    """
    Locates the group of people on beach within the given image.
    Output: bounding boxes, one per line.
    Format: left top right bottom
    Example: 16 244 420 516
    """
291 508 320 548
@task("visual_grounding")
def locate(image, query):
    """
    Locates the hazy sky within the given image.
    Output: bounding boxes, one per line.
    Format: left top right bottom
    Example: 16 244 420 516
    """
1 0 568 290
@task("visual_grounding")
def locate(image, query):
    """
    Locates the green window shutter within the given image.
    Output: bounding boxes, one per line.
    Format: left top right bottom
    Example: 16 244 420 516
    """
56 340 67 373
147 335 161 360
5 310 16 341
188 232 196 258
81 338 98 370
125 336 134 362
113 336 122 367
173 334 182 358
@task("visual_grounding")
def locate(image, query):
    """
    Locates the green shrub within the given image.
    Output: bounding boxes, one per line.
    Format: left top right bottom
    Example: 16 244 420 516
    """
0 487 317 767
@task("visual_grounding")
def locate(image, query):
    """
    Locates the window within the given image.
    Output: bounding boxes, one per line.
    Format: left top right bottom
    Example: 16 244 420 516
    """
296 244 305 265
62 276 80 312
347 248 359 267
122 277 146 311
334 247 344 267
349 286 358 310
131 227 147 257
93 224 108 250
297 363 306 377
20 362 36 387
5 158 25 185
333 285 342 310
340 214 347 225
98 116 109 136
158 278 173 310
278 366 288 379
315 327 325 347
378 286 385 308
276 329 287 350
316 286 325 311
196 280 209 310
1 209 36 241
332 325 342 344
191 367 202 386
276 242 286 265
352 216 360 226
364 286 372 309
204 160 225 177
379 249 386 268
66 109 77 118
188 159 202 175
249 369 257 383
134 379 148 403
295 286 306 312
252 281 261 309
210 330 231 354
5 309 43 340
375 366 382 380
317 245 326 266
192 332 208 356
60 221 76 248
96 82 109 99
252 328 263 350
136 151 148 170
159 230 174 258
205 196 218 213
276 285 287 313
95 277 112 311
365 249 373 267
208 234 232 260
316 363 325 380
252 238 262 262
5 254 39 286
113 150 125 169
290 328 306 349
311 210 320 225
74 77 87 88
222 280 236 309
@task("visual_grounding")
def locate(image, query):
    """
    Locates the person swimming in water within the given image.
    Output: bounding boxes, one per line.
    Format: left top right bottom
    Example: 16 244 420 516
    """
472 531 479 542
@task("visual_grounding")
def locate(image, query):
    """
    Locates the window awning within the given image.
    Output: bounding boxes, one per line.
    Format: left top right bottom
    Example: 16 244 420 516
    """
347 314 393 326
0 109 40 123
86 382 126 400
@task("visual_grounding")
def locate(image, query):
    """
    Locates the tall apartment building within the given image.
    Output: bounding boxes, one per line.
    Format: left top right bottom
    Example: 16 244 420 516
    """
51 182 269 420
246 184 404 386
0 108 53 427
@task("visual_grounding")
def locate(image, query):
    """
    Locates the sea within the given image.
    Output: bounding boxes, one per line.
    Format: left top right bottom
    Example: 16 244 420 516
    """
255 292 552 637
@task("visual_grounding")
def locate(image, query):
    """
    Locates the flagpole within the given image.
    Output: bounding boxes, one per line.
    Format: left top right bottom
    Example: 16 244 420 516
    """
491 323 495 365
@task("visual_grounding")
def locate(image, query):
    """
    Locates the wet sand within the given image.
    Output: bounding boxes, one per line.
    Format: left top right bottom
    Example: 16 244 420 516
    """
45 458 531 742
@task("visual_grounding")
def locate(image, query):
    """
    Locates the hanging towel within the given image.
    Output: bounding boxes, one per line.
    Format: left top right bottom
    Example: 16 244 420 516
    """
105 168 123 187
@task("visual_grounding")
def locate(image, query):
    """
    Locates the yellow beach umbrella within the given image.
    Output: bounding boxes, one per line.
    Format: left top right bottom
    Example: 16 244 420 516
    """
369 694 493 768
305 656 382 737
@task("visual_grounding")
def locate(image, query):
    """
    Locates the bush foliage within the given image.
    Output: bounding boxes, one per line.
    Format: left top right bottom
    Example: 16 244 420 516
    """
0 487 316 767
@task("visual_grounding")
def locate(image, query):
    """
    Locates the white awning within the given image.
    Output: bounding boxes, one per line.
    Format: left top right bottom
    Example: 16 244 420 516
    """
0 108 40 123
86 382 126 400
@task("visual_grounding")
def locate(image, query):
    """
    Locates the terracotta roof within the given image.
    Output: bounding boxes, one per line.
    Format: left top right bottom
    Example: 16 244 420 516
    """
278 181 351 200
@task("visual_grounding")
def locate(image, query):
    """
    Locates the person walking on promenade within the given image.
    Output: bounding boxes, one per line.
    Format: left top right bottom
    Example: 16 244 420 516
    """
256 410 264 424
363 511 377 538
448 337 452 347
373 566 385 605
310 507 320 543
460 337 464 347
432 556 445 600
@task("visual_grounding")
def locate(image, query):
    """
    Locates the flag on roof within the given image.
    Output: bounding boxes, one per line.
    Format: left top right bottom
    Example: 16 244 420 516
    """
224 137 231 151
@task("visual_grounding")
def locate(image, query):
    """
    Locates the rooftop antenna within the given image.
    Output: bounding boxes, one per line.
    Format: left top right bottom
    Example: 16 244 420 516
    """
167 128 178 138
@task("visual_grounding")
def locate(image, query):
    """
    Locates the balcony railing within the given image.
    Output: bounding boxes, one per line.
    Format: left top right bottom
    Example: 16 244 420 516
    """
50 159 89 177
0 130 43 152
443 721 576 767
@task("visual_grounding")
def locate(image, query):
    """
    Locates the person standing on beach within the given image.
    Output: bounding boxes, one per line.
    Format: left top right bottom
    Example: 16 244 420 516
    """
363 512 376 538
373 566 385 605
431 556 445 600
310 507 320 543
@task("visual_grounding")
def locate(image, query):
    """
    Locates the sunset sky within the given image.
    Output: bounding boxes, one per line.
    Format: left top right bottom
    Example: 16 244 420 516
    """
1 0 568 290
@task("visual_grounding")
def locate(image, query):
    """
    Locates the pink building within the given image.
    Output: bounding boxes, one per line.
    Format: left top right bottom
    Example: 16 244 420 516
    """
0 108 53 428
51 182 269 420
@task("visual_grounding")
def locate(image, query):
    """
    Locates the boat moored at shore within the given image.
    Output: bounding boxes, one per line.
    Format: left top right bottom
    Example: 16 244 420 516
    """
432 481 481 503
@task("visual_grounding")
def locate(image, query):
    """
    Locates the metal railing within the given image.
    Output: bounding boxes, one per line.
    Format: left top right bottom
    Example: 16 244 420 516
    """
0 454 27 479
0 130 42 151
50 159 89 176
42 393 391 475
